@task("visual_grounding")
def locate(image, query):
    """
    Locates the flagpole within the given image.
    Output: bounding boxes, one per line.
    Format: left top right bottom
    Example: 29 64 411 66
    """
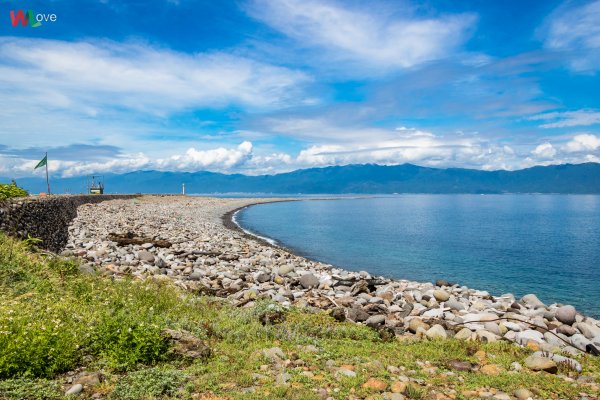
45 152 50 194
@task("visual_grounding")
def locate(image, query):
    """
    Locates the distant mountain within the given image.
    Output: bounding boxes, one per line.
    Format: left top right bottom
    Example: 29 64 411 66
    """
3 163 600 195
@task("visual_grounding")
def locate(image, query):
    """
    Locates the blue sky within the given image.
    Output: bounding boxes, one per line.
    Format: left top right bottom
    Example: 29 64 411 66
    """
1 0 600 177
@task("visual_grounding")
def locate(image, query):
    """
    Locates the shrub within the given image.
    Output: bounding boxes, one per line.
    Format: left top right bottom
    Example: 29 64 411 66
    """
0 183 28 200
0 299 81 378
90 307 170 370
0 233 209 378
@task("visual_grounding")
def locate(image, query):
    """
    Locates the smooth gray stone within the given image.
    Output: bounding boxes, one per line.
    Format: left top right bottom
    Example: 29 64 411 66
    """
445 299 465 311
254 272 271 283
137 250 155 263
576 322 600 339
425 324 447 339
555 305 576 325
521 294 545 309
299 273 319 289
515 329 544 345
365 314 386 328
557 324 577 336
570 333 592 351
65 384 83 396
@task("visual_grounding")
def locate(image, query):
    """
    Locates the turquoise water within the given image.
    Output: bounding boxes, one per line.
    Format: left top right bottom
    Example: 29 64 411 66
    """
237 195 600 318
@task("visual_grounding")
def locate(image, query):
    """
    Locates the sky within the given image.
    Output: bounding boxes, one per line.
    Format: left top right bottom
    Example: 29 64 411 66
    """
1 0 600 178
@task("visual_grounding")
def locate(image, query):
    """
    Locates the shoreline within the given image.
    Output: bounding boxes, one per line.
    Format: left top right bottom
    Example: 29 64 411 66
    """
64 195 600 359
222 196 364 253
221 199 300 249
227 197 600 320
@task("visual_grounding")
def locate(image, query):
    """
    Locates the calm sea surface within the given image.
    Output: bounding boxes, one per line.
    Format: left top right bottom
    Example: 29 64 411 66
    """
237 195 600 318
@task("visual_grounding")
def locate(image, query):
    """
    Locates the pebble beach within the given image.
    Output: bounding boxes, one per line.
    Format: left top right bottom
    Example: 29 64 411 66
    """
63 196 600 374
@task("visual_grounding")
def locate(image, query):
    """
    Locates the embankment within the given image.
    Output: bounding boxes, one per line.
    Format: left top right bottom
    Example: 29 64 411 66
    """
0 195 139 252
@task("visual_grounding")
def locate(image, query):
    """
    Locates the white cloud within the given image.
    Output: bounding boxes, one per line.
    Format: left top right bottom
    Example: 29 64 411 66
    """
2 129 599 178
0 37 313 157
0 37 309 117
61 143 257 177
284 130 600 171
531 142 557 159
14 153 153 178
543 0 600 71
157 141 254 171
247 0 476 72
1 141 294 177
295 136 477 167
563 134 600 153
530 110 600 128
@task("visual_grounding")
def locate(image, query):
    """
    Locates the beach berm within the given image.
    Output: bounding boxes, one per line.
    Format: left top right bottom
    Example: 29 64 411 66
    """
0 195 599 399
66 196 600 358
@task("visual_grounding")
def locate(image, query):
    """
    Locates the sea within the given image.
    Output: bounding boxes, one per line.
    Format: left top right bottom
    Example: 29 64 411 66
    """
235 195 600 318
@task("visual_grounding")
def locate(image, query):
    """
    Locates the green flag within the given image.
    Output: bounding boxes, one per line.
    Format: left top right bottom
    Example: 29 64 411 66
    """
34 154 47 170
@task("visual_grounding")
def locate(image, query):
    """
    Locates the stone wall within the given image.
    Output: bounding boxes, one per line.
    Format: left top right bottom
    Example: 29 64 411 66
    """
0 195 139 252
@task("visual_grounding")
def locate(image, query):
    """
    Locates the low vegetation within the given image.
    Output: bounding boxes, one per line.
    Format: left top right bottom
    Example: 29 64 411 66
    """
0 232 598 399
0 182 28 201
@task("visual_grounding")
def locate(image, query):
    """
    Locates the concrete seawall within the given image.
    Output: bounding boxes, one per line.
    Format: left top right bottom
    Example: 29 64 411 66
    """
0 195 139 252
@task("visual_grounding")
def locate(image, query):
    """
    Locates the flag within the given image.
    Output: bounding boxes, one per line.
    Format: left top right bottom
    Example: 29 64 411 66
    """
34 154 47 170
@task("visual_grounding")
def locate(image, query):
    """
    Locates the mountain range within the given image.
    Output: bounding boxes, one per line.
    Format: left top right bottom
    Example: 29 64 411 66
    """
3 163 600 195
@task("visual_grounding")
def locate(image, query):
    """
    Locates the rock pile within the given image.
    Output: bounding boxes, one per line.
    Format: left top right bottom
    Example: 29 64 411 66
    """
64 196 600 365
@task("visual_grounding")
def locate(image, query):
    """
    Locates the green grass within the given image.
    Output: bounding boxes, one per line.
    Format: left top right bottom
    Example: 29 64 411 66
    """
0 232 599 399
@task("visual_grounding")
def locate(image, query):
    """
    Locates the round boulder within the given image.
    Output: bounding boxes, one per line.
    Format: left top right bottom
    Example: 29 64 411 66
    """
408 318 430 334
555 305 577 325
433 289 450 302
425 324 447 340
299 273 320 289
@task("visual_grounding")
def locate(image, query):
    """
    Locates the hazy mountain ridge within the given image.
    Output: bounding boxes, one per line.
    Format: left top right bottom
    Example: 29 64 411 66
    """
3 163 600 194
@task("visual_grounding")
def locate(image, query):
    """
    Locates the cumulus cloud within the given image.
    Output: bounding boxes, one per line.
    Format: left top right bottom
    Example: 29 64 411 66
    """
7 152 153 178
157 142 254 171
247 0 476 72
543 0 600 71
2 130 599 178
530 110 600 128
531 142 557 159
563 134 600 153
1 142 290 177
275 130 599 172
